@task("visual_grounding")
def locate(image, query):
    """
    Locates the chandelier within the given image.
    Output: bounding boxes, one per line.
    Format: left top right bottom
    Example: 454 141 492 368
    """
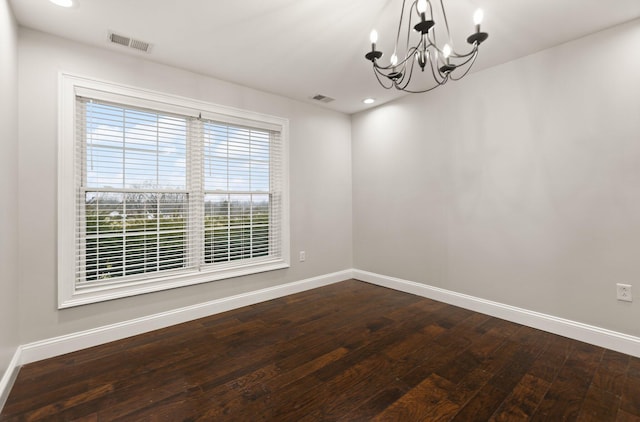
365 0 488 93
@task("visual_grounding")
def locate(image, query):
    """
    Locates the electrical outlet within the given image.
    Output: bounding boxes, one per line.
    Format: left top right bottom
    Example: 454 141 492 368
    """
299 251 306 262
616 283 632 302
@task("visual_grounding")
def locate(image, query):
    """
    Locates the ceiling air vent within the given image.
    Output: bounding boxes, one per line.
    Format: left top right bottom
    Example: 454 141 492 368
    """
108 31 152 53
311 94 335 103
129 39 150 52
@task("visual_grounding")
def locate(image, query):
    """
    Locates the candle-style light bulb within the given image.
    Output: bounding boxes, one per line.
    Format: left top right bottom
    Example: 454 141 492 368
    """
473 9 483 32
442 44 451 65
370 29 378 44
473 9 484 25
417 0 427 14
443 44 451 59
390 53 398 66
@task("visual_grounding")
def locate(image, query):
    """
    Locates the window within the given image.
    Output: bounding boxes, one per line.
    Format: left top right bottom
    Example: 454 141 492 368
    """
58 74 289 308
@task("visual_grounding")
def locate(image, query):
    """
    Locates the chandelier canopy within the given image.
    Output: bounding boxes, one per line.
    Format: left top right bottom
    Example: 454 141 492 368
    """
365 0 488 93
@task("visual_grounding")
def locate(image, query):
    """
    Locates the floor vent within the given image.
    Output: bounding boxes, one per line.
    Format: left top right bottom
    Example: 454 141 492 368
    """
311 94 335 103
108 32 152 53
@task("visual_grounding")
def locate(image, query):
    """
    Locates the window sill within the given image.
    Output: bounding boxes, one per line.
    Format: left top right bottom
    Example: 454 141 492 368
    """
58 259 290 309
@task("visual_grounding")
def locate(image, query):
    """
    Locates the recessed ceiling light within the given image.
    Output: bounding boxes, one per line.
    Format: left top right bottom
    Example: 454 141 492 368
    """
362 98 375 104
50 0 76 8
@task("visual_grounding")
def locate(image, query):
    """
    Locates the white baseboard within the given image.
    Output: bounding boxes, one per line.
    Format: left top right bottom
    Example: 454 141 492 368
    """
0 346 22 413
353 269 640 358
20 270 352 365
10 266 640 395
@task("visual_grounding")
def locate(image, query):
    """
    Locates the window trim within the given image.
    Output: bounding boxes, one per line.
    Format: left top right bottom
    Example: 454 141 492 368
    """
58 73 290 308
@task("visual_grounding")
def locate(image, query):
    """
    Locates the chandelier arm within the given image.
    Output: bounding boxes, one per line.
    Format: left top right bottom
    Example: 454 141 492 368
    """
396 51 419 90
394 0 409 58
436 66 449 80
375 59 405 71
374 44 421 71
427 45 446 75
438 0 453 43
404 60 451 93
430 52 449 84
374 63 396 71
396 1 420 78
425 52 445 85
399 46 420 68
399 82 448 94
373 67 396 89
390 45 420 81
449 50 478 81
449 48 477 67
373 66 392 80
398 59 412 87
375 65 397 89
450 42 479 59
426 23 438 49
450 51 476 60
405 1 415 50
422 1 440 50
451 48 475 58
429 42 449 67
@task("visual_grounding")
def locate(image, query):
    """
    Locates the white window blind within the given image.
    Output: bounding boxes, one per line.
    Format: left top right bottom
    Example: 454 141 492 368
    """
59 74 288 307
202 122 283 266
77 99 194 286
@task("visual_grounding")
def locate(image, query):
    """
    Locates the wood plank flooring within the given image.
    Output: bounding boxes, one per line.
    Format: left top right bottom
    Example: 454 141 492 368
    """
2 279 639 421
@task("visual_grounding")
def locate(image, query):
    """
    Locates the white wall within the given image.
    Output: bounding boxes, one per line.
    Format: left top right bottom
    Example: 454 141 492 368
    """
17 28 352 343
352 19 640 337
0 0 20 380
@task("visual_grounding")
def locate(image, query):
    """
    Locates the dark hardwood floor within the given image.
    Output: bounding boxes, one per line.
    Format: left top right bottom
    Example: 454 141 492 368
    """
2 279 639 421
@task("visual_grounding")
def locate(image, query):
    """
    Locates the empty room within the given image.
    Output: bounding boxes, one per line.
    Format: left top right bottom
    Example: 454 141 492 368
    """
1 0 640 420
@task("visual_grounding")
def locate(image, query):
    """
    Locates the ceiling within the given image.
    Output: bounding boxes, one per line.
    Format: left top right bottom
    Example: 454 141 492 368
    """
10 0 640 114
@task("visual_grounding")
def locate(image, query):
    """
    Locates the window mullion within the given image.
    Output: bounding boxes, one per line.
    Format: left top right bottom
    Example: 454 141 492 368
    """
188 117 204 271
249 131 253 259
121 109 127 278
